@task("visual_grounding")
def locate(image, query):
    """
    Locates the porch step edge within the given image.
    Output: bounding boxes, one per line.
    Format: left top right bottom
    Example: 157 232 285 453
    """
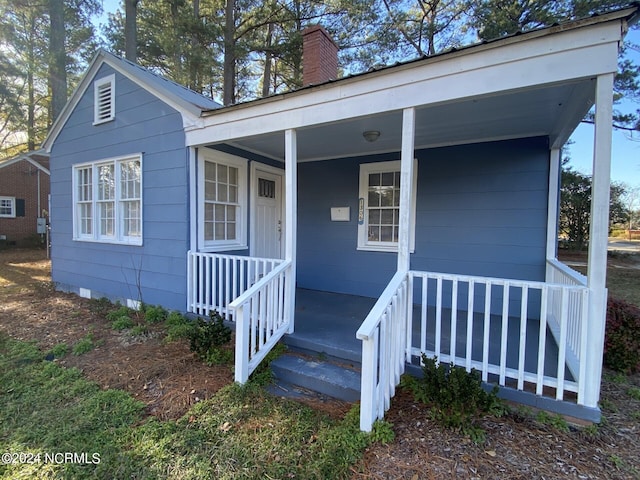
270 354 361 403
282 335 361 364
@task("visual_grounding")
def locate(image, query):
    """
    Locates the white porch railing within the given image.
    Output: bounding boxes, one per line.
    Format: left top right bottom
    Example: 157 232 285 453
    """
187 251 284 318
358 268 590 432
229 260 293 383
357 271 409 432
545 259 589 394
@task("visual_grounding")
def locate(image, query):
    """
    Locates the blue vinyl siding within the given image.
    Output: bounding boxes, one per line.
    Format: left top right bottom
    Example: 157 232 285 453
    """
50 64 189 310
297 137 549 299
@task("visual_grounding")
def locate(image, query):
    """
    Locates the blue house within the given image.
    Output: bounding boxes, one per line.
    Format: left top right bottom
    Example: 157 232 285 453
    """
43 7 638 430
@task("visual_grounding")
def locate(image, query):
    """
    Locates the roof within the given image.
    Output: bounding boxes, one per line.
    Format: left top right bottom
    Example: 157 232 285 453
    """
42 49 221 152
0 149 50 175
202 5 640 116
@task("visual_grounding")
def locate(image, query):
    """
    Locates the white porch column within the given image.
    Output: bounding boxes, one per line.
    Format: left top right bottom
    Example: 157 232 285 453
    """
398 107 416 272
546 148 561 262
584 73 614 408
285 129 297 334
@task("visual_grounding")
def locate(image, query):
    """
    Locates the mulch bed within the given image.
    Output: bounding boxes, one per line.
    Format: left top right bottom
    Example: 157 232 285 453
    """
1 248 638 479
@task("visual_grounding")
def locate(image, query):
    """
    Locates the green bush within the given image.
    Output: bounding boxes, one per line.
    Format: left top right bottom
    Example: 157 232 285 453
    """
402 354 505 443
106 305 134 322
111 315 135 330
605 297 640 373
189 311 232 364
164 311 195 342
143 304 168 324
72 334 96 355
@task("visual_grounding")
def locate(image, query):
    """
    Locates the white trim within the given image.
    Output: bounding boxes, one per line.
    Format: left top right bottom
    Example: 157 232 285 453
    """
72 153 143 246
546 148 561 261
93 74 115 125
189 147 198 252
250 162 285 258
584 73 614 408
0 196 16 218
186 21 624 147
357 159 417 253
398 107 416 271
284 129 297 334
197 149 248 252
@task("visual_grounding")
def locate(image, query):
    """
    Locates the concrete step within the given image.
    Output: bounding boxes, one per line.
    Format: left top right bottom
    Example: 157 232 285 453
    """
270 353 361 403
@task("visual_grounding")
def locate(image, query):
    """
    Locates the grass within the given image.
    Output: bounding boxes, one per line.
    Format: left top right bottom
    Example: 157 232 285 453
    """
0 332 384 479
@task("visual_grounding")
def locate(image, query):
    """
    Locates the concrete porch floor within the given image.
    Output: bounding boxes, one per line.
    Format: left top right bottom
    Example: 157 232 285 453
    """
286 287 567 379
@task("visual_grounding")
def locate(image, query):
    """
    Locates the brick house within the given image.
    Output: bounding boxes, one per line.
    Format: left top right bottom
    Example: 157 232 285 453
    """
0 150 50 245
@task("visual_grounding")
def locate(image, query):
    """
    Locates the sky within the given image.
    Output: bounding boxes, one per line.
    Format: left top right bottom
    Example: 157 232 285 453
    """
94 1 640 188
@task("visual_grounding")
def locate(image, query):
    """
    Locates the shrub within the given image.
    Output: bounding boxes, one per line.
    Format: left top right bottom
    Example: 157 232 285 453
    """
605 297 640 373
402 354 505 443
111 315 135 330
143 305 168 324
164 311 195 342
189 311 232 365
72 334 96 355
106 305 134 322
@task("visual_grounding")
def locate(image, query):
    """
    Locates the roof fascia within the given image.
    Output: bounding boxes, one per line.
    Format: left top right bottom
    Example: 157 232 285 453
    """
201 6 638 119
0 152 50 175
187 18 624 147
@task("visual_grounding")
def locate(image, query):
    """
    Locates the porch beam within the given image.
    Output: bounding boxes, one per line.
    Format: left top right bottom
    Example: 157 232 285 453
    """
584 73 614 408
285 129 297 334
398 108 415 272
546 148 561 263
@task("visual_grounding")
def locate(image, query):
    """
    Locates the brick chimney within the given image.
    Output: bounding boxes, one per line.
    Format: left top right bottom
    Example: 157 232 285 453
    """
302 25 339 86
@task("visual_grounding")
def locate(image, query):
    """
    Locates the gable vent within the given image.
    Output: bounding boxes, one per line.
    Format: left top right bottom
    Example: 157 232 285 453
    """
93 74 115 124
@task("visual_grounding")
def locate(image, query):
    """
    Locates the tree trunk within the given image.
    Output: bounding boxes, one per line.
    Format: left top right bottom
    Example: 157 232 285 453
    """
262 23 273 97
190 0 200 91
48 0 66 123
223 0 235 105
125 0 139 62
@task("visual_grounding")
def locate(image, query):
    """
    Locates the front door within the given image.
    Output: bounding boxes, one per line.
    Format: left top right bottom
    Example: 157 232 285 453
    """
252 167 284 259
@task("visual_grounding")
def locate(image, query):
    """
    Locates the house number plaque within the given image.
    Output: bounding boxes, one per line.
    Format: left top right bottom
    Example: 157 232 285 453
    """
358 198 364 224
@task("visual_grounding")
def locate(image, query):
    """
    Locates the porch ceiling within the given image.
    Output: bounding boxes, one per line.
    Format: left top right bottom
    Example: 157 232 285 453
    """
227 79 594 163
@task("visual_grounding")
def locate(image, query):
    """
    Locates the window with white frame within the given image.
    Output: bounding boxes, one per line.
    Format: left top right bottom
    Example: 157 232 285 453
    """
199 150 247 251
93 74 115 124
73 155 142 244
357 160 417 252
0 196 15 218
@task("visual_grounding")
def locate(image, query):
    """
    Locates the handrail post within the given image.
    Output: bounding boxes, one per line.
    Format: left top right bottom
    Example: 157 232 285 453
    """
234 306 250 383
359 332 377 432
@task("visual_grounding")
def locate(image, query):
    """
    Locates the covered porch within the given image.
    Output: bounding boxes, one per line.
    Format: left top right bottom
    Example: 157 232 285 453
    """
183 10 636 430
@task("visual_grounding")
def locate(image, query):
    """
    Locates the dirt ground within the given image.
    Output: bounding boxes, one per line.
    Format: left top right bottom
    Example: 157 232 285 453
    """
1 249 639 479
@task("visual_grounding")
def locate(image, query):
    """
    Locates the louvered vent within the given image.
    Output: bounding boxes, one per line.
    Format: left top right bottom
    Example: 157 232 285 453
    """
94 75 115 124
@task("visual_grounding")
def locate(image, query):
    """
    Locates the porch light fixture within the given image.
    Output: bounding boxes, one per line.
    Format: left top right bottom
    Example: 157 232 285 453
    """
362 130 380 142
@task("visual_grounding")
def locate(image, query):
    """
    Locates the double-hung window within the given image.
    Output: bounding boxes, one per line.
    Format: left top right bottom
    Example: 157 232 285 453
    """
357 160 417 252
73 155 142 245
0 196 16 218
199 150 247 251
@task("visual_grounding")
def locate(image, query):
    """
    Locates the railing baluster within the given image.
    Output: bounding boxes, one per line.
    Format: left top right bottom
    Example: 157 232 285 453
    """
537 285 549 395
556 287 569 400
482 281 492 382
450 279 458 365
421 274 427 357
435 276 442 361
517 285 528 390
204 255 211 316
499 282 510 386
466 280 474 372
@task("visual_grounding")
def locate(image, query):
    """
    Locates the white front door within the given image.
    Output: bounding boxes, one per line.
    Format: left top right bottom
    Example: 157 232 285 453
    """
252 166 284 259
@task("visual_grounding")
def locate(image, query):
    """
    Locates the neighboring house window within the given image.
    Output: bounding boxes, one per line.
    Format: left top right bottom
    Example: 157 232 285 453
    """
199 150 247 251
93 74 115 124
357 160 417 252
0 196 15 218
73 155 142 245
